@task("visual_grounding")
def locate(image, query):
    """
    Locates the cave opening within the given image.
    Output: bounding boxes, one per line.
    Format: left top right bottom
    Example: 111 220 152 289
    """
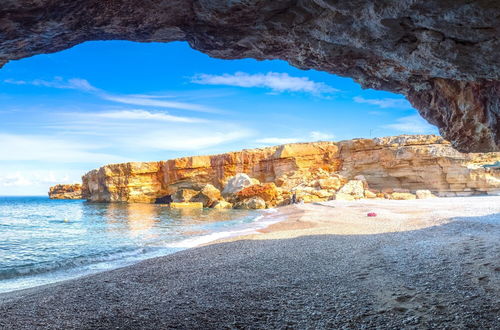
155 195 173 204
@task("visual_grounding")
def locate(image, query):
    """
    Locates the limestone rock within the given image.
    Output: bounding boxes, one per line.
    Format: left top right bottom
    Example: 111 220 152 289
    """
234 197 266 210
317 177 343 190
335 193 355 201
338 180 365 199
364 190 378 199
172 189 198 203
236 183 278 203
48 184 82 200
390 192 417 200
1 1 499 151
169 202 203 209
191 184 221 208
222 174 256 196
72 135 500 203
416 190 436 199
212 201 233 209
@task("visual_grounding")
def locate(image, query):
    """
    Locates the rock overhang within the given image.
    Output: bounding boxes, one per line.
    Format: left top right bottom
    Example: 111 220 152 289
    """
1 0 499 151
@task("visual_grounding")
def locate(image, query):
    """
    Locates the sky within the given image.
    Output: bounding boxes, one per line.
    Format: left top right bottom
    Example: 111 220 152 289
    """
0 41 438 195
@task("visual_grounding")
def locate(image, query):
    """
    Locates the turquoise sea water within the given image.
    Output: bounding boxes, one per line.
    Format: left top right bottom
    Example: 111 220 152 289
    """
0 196 267 293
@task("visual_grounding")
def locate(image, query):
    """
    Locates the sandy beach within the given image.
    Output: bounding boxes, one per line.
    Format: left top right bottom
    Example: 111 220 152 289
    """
1 196 499 329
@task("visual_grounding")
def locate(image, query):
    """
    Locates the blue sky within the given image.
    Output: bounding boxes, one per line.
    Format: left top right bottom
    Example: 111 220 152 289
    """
0 41 437 195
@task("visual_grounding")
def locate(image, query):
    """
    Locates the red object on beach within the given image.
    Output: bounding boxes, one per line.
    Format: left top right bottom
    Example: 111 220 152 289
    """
367 212 377 217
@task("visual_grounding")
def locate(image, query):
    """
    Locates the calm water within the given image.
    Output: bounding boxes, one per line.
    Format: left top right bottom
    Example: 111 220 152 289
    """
0 196 268 293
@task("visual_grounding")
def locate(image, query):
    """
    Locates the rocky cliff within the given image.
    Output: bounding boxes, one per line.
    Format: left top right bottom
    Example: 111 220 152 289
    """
48 184 82 200
71 135 500 205
1 1 499 152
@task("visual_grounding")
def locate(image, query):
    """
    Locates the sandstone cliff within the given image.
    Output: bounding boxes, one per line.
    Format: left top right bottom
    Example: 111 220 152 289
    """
48 184 83 200
73 135 500 204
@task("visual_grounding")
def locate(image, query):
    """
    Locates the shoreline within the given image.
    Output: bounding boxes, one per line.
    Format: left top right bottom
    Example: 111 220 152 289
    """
0 207 282 296
1 196 499 328
1 196 499 297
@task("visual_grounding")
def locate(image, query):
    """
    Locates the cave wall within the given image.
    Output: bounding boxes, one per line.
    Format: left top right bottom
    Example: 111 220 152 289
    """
1 0 499 151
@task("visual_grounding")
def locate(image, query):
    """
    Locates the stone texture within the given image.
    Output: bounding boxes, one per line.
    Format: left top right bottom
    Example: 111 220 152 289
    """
172 189 198 203
337 180 365 199
389 192 417 200
416 189 436 199
212 201 233 210
1 1 499 151
234 197 266 210
191 184 222 208
75 135 500 204
236 183 278 203
222 174 256 196
48 184 82 200
169 202 203 209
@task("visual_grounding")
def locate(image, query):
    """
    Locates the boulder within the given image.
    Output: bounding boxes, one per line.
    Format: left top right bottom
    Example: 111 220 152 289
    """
364 190 378 199
234 197 266 210
317 177 342 190
416 190 436 199
48 184 82 200
335 192 355 201
390 192 417 200
236 183 278 202
354 175 369 189
169 202 204 209
222 173 256 196
337 180 365 199
172 189 198 203
212 200 233 209
191 184 221 207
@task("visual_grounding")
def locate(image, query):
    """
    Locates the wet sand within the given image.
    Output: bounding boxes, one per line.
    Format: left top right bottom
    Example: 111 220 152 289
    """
1 196 499 329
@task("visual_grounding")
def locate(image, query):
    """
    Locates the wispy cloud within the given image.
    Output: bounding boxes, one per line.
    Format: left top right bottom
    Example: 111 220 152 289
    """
3 77 220 113
256 131 335 145
100 95 219 113
353 96 411 109
124 129 254 151
256 137 301 144
309 131 335 141
93 109 205 123
383 115 437 134
0 133 126 163
4 77 98 92
0 171 73 187
192 72 338 95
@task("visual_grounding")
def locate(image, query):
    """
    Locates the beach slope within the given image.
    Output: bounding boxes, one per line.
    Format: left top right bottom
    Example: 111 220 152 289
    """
1 197 499 329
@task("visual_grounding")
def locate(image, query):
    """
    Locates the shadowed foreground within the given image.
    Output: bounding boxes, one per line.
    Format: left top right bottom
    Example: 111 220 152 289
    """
1 214 499 329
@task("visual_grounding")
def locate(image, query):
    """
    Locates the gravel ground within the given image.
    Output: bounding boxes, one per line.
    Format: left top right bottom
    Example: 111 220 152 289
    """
0 197 499 329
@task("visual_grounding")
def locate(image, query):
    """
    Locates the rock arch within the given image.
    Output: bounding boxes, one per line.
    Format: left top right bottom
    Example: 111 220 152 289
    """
1 0 498 151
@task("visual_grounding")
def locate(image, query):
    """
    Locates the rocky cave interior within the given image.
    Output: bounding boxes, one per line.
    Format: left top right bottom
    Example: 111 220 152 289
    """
0 0 499 152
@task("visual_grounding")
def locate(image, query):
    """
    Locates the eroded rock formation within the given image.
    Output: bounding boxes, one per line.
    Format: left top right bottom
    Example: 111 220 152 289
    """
48 184 82 200
1 1 499 151
67 135 500 205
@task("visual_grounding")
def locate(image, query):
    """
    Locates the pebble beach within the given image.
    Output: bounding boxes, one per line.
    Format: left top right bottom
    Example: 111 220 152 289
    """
1 196 499 329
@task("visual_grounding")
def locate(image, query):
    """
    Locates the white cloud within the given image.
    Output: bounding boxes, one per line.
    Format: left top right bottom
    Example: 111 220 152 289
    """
192 72 338 95
353 96 411 109
383 115 437 134
255 137 301 144
4 77 98 92
256 131 335 145
0 171 74 187
93 109 205 123
3 77 219 113
126 129 253 151
101 95 219 113
0 133 126 163
0 172 33 187
309 131 335 141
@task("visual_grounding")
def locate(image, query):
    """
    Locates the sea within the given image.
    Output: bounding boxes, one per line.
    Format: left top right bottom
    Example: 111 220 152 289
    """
0 196 277 294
